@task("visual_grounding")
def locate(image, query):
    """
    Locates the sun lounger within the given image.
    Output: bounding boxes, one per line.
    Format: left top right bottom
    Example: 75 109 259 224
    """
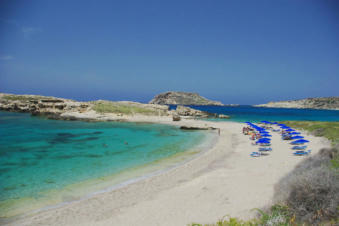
292 145 307 150
259 147 272 151
293 150 311 156
259 143 271 146
250 152 261 157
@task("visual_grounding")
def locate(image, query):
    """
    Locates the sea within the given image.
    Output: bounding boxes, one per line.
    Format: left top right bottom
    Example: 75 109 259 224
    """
0 111 211 218
1 105 338 217
171 105 339 122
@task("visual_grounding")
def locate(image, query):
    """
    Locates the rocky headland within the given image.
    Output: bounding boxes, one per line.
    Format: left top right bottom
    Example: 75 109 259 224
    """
149 91 224 106
0 93 229 122
254 97 339 110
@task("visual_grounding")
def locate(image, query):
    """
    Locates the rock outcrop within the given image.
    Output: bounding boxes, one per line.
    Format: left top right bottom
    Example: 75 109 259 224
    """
0 93 225 121
149 91 223 106
218 114 230 119
175 105 212 118
0 93 89 119
254 97 339 110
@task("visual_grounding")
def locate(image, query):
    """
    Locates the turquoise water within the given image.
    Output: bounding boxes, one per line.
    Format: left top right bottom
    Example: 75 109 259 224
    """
169 105 339 122
0 111 206 213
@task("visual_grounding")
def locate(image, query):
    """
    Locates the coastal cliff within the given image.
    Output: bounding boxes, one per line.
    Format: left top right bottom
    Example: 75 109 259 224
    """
255 97 339 110
0 93 225 121
149 91 223 106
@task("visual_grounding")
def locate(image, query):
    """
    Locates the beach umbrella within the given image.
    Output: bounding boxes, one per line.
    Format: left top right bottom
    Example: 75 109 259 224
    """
291 139 309 144
256 140 270 144
285 129 295 132
261 134 272 137
280 126 290 129
289 132 301 135
294 139 309 143
290 136 304 139
258 138 271 142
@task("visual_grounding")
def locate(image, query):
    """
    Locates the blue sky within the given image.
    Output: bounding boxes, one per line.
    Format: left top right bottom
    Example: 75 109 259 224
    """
0 0 338 104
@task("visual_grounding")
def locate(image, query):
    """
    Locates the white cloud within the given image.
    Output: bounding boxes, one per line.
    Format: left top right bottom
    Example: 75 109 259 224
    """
0 55 14 60
22 27 42 39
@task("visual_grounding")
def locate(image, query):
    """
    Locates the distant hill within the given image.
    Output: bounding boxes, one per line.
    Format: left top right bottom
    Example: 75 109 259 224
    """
149 91 223 106
254 97 339 110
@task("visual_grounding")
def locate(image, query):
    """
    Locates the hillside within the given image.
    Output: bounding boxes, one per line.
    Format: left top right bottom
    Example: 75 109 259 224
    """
149 91 223 106
255 97 339 110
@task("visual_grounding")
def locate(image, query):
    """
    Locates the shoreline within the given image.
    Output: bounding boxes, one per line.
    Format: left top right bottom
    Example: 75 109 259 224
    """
3 117 332 226
0 117 218 222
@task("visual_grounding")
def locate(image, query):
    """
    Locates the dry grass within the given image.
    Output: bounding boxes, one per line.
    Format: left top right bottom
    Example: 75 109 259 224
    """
92 101 160 115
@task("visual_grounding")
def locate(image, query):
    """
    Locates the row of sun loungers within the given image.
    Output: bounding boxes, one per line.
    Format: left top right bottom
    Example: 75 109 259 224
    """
244 121 311 157
278 123 311 156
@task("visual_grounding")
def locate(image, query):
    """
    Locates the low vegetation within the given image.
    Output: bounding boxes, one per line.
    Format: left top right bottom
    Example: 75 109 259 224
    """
273 148 339 224
281 121 339 145
189 205 293 226
92 101 159 115
1 94 44 101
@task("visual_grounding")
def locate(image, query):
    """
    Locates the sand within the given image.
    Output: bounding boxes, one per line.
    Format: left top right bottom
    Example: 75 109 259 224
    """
4 117 331 226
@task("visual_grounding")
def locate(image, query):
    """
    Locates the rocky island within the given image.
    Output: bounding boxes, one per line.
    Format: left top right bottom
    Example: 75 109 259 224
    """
149 91 224 106
255 97 339 110
0 93 229 122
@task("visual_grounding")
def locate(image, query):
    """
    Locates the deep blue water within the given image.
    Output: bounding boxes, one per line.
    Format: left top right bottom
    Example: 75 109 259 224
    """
0 111 206 216
170 105 339 122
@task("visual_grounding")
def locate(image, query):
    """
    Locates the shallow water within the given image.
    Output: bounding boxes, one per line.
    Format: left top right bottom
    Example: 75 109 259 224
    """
0 111 207 216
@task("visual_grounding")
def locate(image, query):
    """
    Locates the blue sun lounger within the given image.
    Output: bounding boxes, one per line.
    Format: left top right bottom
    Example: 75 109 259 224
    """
293 150 311 156
250 152 261 157
292 145 307 150
259 147 272 152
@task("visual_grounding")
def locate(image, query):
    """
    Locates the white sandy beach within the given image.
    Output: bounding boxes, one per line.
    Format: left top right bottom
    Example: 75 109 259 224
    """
5 117 331 226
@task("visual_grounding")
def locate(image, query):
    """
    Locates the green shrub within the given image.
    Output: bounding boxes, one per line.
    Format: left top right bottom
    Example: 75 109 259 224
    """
281 121 339 146
273 148 339 223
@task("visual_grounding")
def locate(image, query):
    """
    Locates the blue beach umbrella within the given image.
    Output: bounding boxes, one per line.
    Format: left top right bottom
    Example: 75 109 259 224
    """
295 139 309 143
256 140 270 144
291 139 309 144
261 134 272 137
289 132 301 135
258 138 271 142
285 129 295 132
280 127 290 129
290 136 304 139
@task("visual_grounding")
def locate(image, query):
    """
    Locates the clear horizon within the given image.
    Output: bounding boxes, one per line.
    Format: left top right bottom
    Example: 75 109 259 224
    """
1 0 338 104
